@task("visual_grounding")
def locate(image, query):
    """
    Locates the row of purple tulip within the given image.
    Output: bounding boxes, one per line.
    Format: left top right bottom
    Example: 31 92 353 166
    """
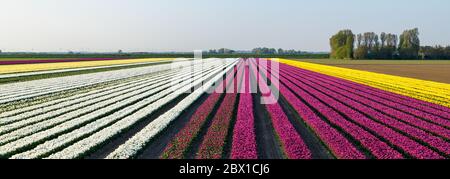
292 66 450 126
250 60 312 159
231 61 258 159
258 59 366 159
282 65 450 140
195 62 246 159
284 67 450 156
160 64 239 159
278 66 446 159
277 70 405 159
298 67 450 118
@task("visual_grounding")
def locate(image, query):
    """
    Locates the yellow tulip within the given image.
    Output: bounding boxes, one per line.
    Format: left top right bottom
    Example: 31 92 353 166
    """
0 58 174 75
276 59 450 108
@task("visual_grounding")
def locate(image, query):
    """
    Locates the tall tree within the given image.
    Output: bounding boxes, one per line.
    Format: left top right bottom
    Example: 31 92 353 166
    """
380 32 387 48
399 28 420 59
354 33 367 59
378 33 398 59
330 29 355 59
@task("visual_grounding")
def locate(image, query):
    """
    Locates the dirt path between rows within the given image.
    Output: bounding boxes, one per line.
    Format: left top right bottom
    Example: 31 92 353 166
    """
278 95 334 159
253 93 286 159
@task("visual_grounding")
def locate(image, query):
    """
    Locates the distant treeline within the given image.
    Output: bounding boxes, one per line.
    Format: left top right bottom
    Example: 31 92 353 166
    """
330 28 450 60
207 47 308 55
0 52 328 59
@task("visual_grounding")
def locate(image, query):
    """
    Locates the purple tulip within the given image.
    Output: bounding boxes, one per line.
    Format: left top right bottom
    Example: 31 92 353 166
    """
231 62 258 159
257 59 366 159
251 60 312 159
161 65 239 159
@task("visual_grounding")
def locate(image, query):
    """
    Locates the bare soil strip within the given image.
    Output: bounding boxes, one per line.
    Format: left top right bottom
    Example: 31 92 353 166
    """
278 95 334 159
221 94 240 159
253 92 285 159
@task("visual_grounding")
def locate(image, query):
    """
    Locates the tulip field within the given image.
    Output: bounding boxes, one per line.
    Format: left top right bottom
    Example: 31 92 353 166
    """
0 57 449 159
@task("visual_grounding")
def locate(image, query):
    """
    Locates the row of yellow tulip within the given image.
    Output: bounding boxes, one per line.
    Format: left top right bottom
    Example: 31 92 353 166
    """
276 59 450 108
0 58 174 75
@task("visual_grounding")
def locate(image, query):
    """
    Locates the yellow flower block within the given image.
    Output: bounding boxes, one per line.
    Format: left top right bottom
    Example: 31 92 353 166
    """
275 58 450 108
0 58 174 75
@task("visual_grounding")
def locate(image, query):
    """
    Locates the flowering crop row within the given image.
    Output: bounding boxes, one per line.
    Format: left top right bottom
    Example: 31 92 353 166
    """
282 67 450 156
0 67 183 123
0 59 237 158
0 64 228 158
2 57 447 159
10 64 234 159
196 93 238 159
251 60 312 159
0 59 191 81
0 59 218 104
0 64 218 146
230 60 258 159
271 74 401 158
0 58 174 75
0 58 118 65
194 62 244 159
258 59 366 159
45 61 236 159
282 65 450 138
287 67 450 119
279 66 444 159
105 60 238 159
0 64 205 127
278 59 450 108
0 74 171 134
161 63 240 159
294 69 450 124
0 59 204 99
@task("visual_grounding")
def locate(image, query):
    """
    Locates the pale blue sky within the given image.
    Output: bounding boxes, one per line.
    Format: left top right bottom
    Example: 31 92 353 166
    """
1 0 449 52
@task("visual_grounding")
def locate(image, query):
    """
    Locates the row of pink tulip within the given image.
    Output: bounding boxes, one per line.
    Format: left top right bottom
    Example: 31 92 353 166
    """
278 66 444 159
160 64 240 159
257 59 366 159
282 66 450 157
196 62 246 159
291 66 450 129
281 65 450 140
231 60 258 159
296 66 450 119
251 60 312 159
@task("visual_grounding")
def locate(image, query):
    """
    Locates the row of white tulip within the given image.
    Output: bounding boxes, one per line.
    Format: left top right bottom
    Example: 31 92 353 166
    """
105 59 238 159
0 58 207 97
0 59 215 104
9 61 235 159
0 69 169 119
0 63 224 146
45 59 238 159
0 65 194 126
0 72 184 134
0 59 187 95
0 59 223 116
0 59 209 117
0 59 219 103
0 59 191 79
0 60 234 157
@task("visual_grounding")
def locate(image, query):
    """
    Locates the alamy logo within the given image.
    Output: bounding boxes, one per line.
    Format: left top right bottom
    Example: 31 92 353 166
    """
169 51 280 104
